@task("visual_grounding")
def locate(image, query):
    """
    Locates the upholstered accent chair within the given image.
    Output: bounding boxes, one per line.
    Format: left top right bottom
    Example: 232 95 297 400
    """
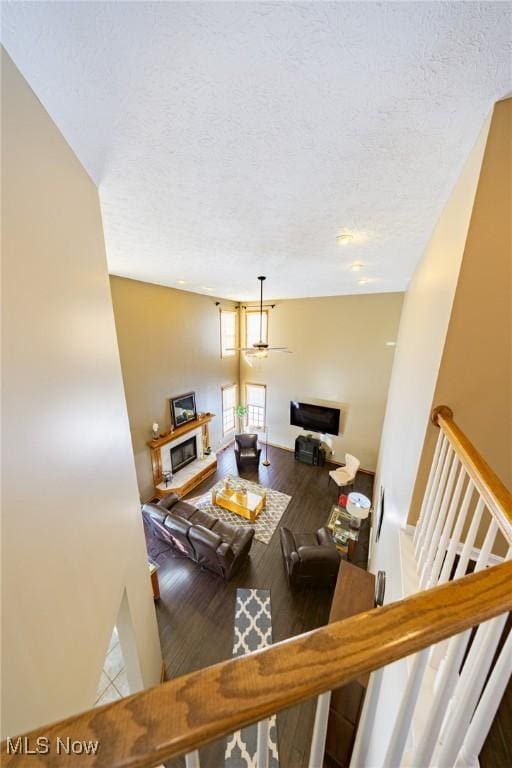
328 453 360 495
234 433 261 470
280 526 341 587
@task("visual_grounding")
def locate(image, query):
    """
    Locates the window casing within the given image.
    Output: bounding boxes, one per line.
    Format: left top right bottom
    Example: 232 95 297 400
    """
222 384 237 435
245 310 268 348
245 383 266 429
220 310 237 358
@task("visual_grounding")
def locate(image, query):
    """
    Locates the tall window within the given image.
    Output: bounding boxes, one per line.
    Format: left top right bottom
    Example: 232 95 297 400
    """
222 384 237 435
246 310 268 348
220 310 237 358
245 383 266 429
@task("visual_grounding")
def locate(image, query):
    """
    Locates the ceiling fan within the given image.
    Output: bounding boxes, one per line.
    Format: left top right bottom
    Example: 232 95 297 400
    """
228 276 292 358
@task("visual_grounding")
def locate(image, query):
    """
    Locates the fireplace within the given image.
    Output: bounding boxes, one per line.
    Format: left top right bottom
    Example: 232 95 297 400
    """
170 436 197 473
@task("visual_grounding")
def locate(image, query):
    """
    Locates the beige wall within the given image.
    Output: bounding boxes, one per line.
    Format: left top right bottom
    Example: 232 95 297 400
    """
409 98 512 523
109 276 240 499
372 95 511 568
110 279 402 493
1 51 162 737
371 112 492 536
240 293 404 471
356 107 493 768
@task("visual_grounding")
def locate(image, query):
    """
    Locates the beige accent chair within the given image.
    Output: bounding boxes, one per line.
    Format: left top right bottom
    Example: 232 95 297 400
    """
328 453 360 494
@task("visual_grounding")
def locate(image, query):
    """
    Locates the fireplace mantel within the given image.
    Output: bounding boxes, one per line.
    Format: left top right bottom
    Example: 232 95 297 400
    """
147 413 217 498
147 413 214 450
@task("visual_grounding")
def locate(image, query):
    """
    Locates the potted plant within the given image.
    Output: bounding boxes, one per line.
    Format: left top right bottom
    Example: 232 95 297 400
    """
235 404 248 433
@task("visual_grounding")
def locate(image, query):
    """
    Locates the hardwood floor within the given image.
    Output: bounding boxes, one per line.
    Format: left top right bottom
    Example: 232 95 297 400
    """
145 443 373 768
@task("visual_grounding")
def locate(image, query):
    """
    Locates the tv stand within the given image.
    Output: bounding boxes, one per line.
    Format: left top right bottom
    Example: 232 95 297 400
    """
294 435 326 466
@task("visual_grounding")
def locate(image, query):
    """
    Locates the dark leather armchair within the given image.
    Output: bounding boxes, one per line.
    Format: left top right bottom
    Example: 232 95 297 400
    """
280 526 340 587
142 493 254 580
234 433 261 470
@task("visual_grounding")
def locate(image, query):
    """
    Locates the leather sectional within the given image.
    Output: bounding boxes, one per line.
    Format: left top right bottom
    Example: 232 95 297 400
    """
142 492 255 580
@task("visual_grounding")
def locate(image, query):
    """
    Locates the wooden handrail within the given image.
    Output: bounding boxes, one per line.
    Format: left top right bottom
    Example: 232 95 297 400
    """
432 405 512 544
2 561 511 767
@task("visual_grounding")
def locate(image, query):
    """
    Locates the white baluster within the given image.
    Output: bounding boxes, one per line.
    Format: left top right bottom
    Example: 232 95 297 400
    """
382 648 430 768
185 750 200 768
256 719 270 768
308 692 332 768
412 629 472 766
474 517 498 571
432 507 495 671
455 629 512 767
413 430 445 547
438 478 474 583
427 464 466 587
434 612 509 768
452 498 485 579
420 455 460 588
415 437 449 559
418 445 453 572
349 667 384 768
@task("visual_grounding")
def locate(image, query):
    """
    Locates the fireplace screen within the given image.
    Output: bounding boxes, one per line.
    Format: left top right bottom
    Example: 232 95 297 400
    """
170 436 197 473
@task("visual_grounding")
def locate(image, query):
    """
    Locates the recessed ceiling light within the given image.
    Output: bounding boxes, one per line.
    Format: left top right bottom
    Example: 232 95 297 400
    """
177 279 189 285
202 286 213 291
350 262 364 271
336 232 354 245
358 278 370 285
386 341 396 347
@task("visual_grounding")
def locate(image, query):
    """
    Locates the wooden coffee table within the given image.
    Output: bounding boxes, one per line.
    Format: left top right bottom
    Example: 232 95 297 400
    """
215 488 266 522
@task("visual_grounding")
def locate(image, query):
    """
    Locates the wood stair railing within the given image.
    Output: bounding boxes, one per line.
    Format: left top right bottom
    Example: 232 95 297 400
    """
1 561 511 767
381 404 512 768
2 405 511 768
430 404 512 542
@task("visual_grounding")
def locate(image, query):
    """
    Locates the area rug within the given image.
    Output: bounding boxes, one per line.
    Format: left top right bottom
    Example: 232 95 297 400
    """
225 589 279 768
189 475 291 545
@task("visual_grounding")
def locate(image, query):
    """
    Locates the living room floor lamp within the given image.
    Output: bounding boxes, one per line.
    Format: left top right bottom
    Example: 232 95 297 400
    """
262 424 270 466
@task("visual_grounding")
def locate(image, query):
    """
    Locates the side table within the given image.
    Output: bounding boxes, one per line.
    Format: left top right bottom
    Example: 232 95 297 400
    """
326 504 361 559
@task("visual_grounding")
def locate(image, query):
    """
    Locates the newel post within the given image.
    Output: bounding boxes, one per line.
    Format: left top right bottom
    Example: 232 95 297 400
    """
431 405 454 427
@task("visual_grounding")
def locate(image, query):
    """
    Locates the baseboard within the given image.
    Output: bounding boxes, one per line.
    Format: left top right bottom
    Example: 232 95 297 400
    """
266 441 375 475
217 438 235 453
405 524 504 566
266 439 294 453
329 457 376 476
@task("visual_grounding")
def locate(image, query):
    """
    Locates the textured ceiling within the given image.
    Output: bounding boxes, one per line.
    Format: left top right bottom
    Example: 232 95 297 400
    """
2 2 511 300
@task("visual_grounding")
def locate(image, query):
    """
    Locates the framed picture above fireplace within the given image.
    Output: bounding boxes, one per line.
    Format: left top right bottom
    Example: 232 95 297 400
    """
170 392 197 428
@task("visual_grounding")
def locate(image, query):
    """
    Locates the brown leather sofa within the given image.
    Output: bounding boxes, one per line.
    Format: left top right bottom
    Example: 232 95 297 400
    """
279 525 341 587
142 492 255 580
234 433 261 470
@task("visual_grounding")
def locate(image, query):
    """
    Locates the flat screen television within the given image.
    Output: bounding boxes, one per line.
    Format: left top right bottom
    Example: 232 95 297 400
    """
290 401 340 436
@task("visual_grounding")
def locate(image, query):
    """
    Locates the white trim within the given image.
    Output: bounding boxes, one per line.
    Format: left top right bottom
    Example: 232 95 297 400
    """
219 308 238 359
405 524 504 566
265 440 375 474
309 693 331 768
